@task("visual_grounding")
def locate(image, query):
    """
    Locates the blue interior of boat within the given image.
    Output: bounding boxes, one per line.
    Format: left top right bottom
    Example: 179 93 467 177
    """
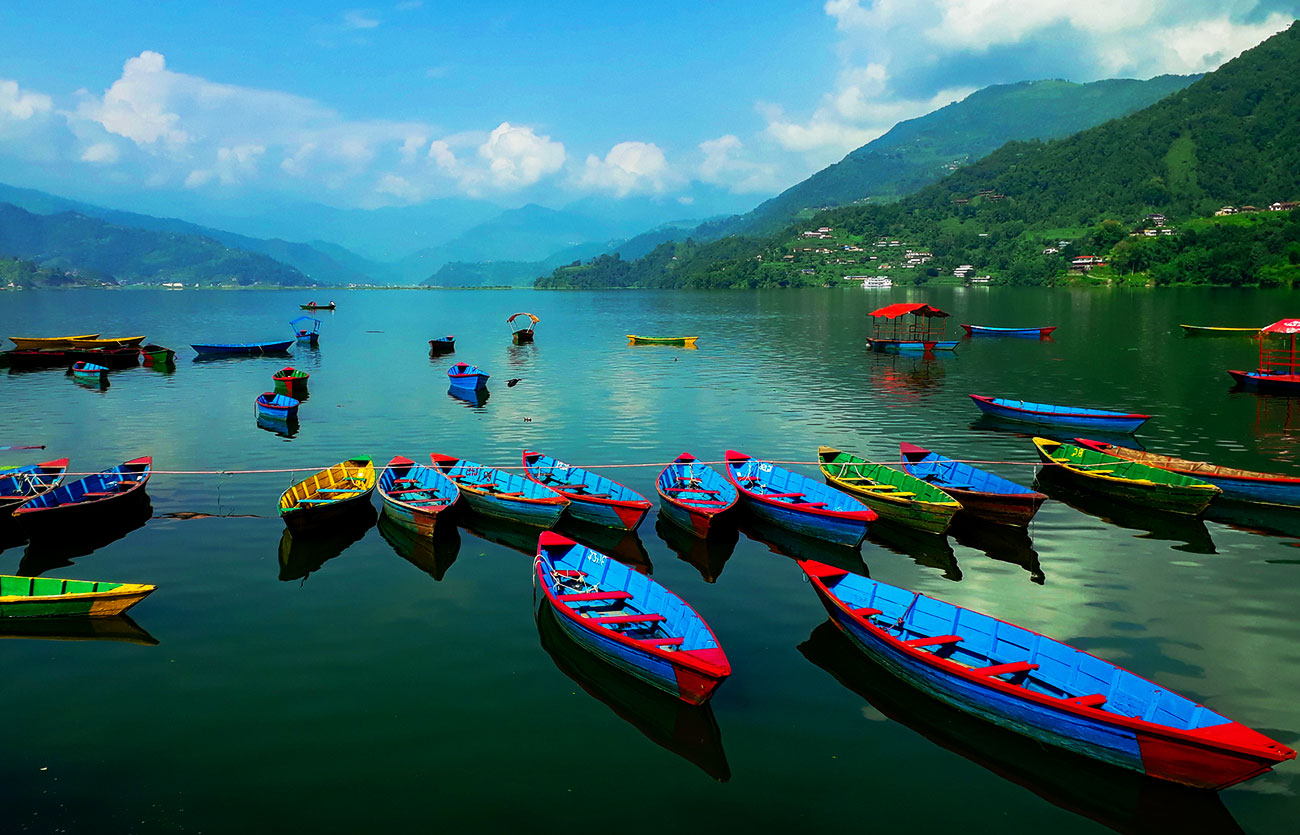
437 457 552 499
989 398 1137 418
658 458 737 508
0 464 63 498
903 450 1037 495
526 453 647 504
726 455 867 511
19 461 148 510
380 459 459 506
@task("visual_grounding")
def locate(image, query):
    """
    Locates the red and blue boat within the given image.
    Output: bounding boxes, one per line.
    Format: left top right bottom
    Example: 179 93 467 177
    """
799 559 1296 789
723 450 875 547
522 451 651 531
534 532 730 705
655 453 738 537
255 392 299 420
377 455 460 535
12 457 152 531
899 442 1047 527
447 362 489 390
0 458 69 513
69 361 108 383
961 324 1057 338
970 395 1152 434
866 303 959 352
1227 319 1300 394
192 340 294 356
429 453 566 528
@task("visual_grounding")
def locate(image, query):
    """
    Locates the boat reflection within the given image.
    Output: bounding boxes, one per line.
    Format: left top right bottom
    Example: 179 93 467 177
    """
506 342 538 368
277 503 377 582
1033 473 1216 555
1205 500 1300 542
17 497 153 576
865 522 961 581
656 515 736 583
556 517 652 574
458 508 542 556
377 512 461 580
798 623 1244 835
536 602 729 782
274 381 309 402
0 614 158 645
447 386 490 408
738 511 869 577
969 416 1146 450
864 352 947 401
948 518 1045 584
257 414 300 438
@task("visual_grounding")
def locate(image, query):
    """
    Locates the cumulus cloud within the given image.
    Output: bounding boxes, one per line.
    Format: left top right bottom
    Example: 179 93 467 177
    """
697 134 781 193
342 10 381 30
421 122 565 196
0 79 53 121
577 141 674 197
80 142 119 163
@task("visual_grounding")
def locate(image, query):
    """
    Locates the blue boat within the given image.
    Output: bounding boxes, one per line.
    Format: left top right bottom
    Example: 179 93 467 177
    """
962 324 1057 338
428 335 455 355
523 451 651 531
447 362 489 390
377 455 460 535
899 442 1047 527
655 453 738 537
289 316 321 346
69 361 108 382
12 457 152 531
0 458 69 513
535 532 730 705
799 560 1296 789
723 450 875 547
429 453 566 528
969 395 1152 434
192 340 294 356
255 392 300 420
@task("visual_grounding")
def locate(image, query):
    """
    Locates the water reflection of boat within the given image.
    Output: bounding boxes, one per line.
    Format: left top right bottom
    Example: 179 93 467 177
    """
16 498 153 577
0 614 158 645
556 517 652 574
969 415 1146 450
738 511 869 577
1205 500 1300 541
536 602 730 782
376 512 461 580
277 504 377 581
865 522 961 581
864 352 947 400
797 622 1245 835
256 413 300 437
447 386 490 408
458 508 542 556
656 515 735 583
948 518 1044 584
1034 472 1216 555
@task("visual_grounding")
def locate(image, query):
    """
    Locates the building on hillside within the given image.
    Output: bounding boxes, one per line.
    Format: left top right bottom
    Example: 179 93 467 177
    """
954 264 975 278
1145 213 1167 226
1270 201 1300 211
1042 247 1060 255
1070 255 1107 273
1215 206 1238 216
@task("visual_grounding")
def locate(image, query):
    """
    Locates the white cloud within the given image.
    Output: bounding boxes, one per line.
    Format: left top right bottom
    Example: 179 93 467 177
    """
80 142 119 163
577 141 673 197
697 134 781 193
82 51 190 147
184 169 214 188
478 122 565 189
342 10 381 30
0 79 53 121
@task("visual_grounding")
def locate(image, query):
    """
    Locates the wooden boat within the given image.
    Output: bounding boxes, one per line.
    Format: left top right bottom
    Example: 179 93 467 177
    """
272 367 309 387
627 335 699 347
523 451 651 531
2 346 141 369
535 532 730 705
138 344 176 367
0 458 69 512
970 395 1152 434
1031 438 1220 515
300 301 336 310
723 450 875 547
278 456 376 535
69 361 108 383
798 559 1296 789
12 457 152 530
377 455 460 535
429 453 566 528
8 334 100 350
655 453 738 537
961 324 1057 338
866 303 958 352
508 312 538 344
1180 325 1259 336
0 575 155 618
899 442 1046 527
447 362 489 390
192 340 293 356
255 392 299 420
1073 438 1300 508
289 316 321 346
65 336 146 349
817 445 960 535
1227 319 1300 394
428 335 455 355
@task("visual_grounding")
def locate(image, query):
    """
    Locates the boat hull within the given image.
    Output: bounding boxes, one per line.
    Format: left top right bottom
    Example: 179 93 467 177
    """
7 334 100 350
971 396 1150 433
1228 369 1300 394
428 337 455 355
281 491 374 536
0 579 154 618
866 338 959 353
192 341 294 356
742 495 867 546
657 497 722 537
458 490 565 528
1033 441 1219 516
627 335 698 347
945 488 1044 526
139 344 176 367
1182 325 1258 336
962 325 1057 338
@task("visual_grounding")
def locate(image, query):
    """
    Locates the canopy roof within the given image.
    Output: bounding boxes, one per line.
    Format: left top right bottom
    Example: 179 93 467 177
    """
867 303 950 319
288 316 321 330
507 312 540 324
1261 319 1300 334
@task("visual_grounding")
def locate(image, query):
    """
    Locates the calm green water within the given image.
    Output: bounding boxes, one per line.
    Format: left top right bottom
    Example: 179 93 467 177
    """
1 288 1297 833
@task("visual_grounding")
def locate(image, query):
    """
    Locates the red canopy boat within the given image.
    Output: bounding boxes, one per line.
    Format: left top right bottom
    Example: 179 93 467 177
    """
1228 319 1300 394
865 303 958 353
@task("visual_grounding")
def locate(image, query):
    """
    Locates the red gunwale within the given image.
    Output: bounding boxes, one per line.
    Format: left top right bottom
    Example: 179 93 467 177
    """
723 450 876 523
381 455 457 515
799 560 1295 778
1073 439 1300 487
521 451 651 514
898 442 1048 507
970 394 1150 421
656 453 733 520
960 325 1057 337
12 456 152 517
257 393 294 413
536 531 730 682
0 457 70 479
428 453 566 506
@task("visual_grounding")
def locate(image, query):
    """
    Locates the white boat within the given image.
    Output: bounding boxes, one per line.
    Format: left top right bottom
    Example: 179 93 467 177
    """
860 276 893 289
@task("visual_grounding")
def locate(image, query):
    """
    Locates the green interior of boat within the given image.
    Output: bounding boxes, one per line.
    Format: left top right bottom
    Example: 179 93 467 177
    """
1047 443 1217 488
0 576 124 597
818 449 956 503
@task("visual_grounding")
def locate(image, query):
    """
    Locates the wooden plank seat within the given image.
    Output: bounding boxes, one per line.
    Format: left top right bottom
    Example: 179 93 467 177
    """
295 498 336 504
562 489 610 498
406 498 449 505
664 487 721 494
876 491 916 498
759 492 806 499
559 590 634 602
857 484 899 490
853 607 882 617
315 488 361 493
904 634 963 648
82 491 119 497
591 614 667 625
390 479 419 485
971 661 1039 678
679 499 731 506
1084 469 1114 474
1063 693 1108 708
786 501 828 507
387 487 430 494
638 636 684 647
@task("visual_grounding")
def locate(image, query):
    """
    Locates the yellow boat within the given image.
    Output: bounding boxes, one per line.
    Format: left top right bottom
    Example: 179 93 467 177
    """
627 335 699 348
65 336 147 349
1179 325 1260 336
0 575 156 618
278 456 376 535
8 333 101 350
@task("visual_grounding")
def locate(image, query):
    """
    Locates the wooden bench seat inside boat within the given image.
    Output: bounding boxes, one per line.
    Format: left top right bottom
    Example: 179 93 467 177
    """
971 661 1039 678
904 634 963 648
1064 693 1108 708
638 636 684 647
560 590 634 602
591 614 666 625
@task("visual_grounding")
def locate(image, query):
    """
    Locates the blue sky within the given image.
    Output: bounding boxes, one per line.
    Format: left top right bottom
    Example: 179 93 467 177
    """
0 0 1294 215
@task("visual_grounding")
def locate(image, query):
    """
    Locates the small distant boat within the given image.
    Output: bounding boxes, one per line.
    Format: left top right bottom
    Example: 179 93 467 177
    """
523 451 651 531
798 560 1296 789
655 453 737 537
961 324 1057 338
429 453 567 528
0 458 69 512
377 455 460 534
69 361 108 383
0 575 156 619
535 532 730 705
278 456 376 535
1180 325 1259 336
627 335 699 347
899 442 1046 527
866 303 958 352
723 450 876 547
860 276 892 289
65 336 146 349
508 312 539 344
8 334 100 350
428 336 455 355
12 457 152 530
192 340 294 356
1227 319 1300 394
272 367 309 388
289 316 321 346
255 392 300 420
817 445 960 535
4 346 141 369
300 301 336 310
1073 438 1300 508
969 395 1152 434
1032 438 1220 515
447 362 489 390
138 344 176 367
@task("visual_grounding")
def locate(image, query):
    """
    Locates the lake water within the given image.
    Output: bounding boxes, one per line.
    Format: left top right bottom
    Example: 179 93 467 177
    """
1 287 1298 833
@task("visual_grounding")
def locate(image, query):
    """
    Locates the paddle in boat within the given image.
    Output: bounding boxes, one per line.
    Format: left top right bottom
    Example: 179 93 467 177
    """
447 362 489 390
627 335 699 348
535 532 730 706
1180 324 1260 336
655 453 738 537
192 340 294 356
865 303 958 352
970 395 1152 434
12 457 152 530
289 316 321 346
278 456 376 535
1031 438 1220 516
69 361 109 384
272 367 309 389
1073 438 1300 509
523 451 651 531
798 559 1296 789
817 445 960 535
723 450 875 547
0 575 155 619
8 334 100 350
1227 319 1300 394
428 335 455 355
961 324 1057 338
300 301 336 310
0 458 69 512
899 442 1046 527
508 312 539 344
255 392 300 421
429 453 567 528
138 344 176 367
377 455 460 535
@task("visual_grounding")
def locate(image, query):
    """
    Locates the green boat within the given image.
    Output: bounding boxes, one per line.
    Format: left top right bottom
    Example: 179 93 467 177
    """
0 575 156 618
1031 438 1221 515
139 343 176 368
817 445 961 535
626 335 699 348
